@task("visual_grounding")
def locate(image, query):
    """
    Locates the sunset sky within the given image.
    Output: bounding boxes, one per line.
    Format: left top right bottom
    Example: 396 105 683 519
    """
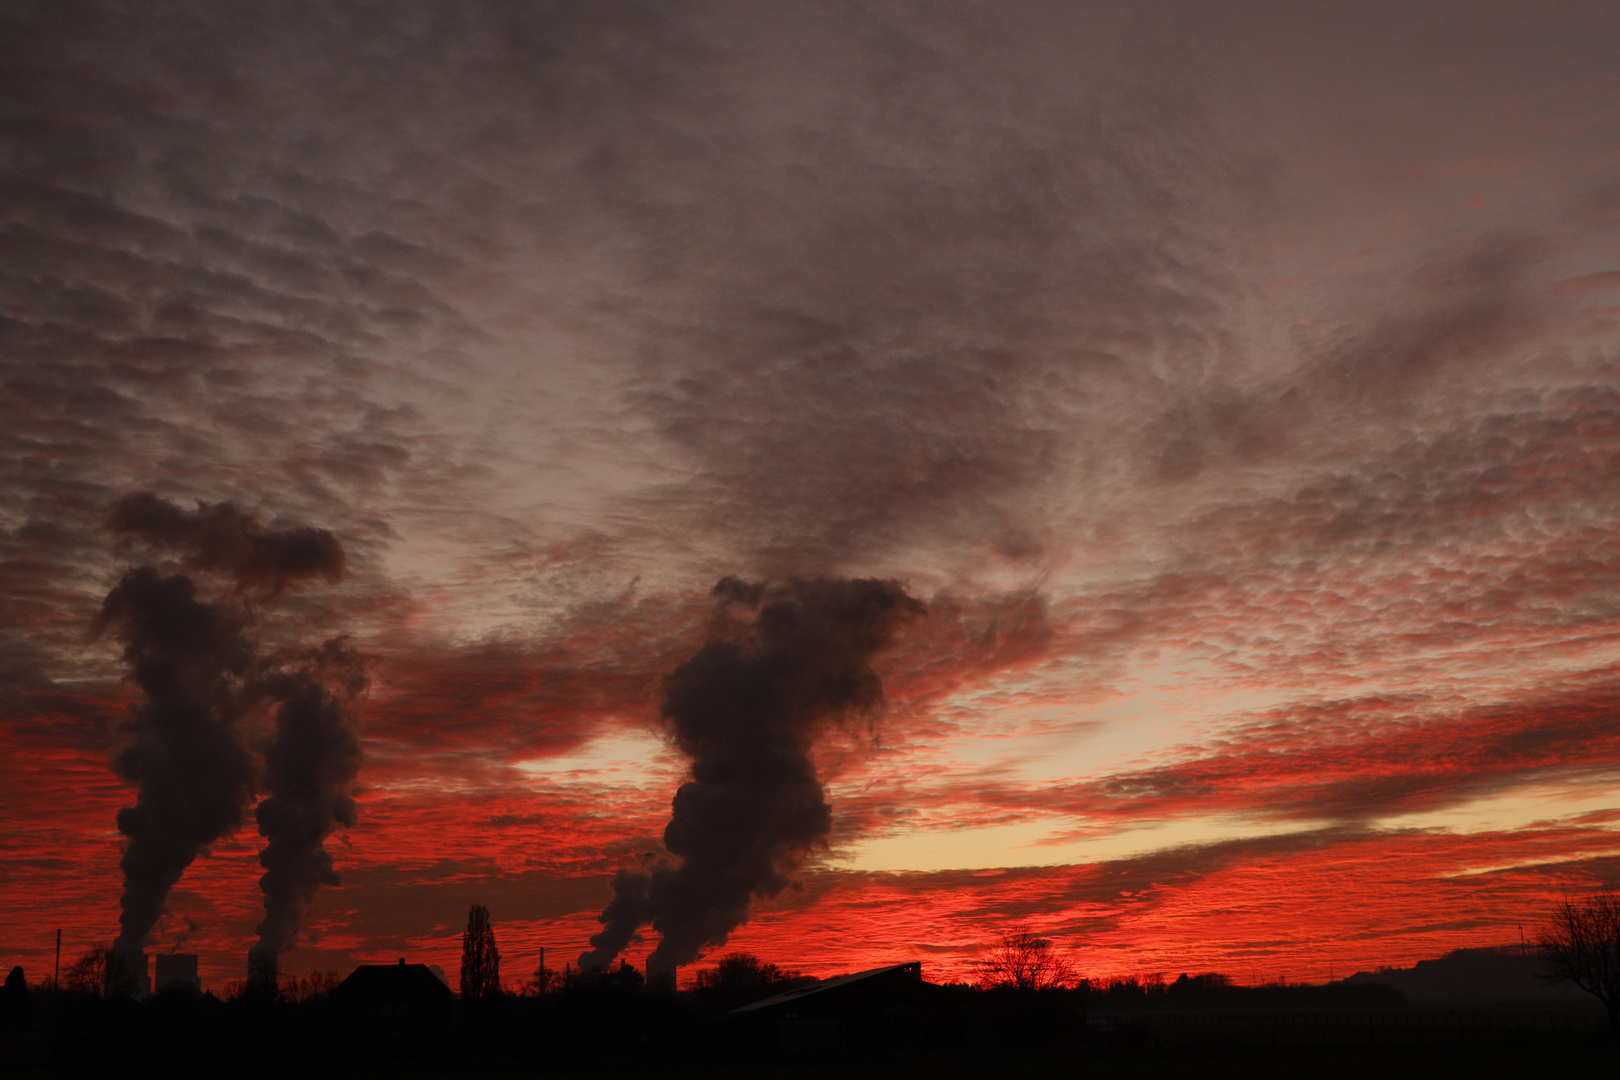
7 1 1620 991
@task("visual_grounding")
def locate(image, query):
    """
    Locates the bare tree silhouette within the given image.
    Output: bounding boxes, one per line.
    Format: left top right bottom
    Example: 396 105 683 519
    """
280 971 341 1003
459 904 502 1000
977 924 1077 991
62 946 140 998
63 949 108 998
1537 887 1620 1031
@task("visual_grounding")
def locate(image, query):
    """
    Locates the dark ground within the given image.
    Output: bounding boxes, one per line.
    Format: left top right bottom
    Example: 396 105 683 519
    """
4 974 1610 1079
8 1037 1619 1080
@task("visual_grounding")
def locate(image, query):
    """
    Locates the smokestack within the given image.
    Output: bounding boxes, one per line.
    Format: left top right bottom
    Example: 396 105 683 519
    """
108 948 150 998
154 953 200 993
98 494 348 955
246 948 278 996
580 577 920 974
252 637 364 964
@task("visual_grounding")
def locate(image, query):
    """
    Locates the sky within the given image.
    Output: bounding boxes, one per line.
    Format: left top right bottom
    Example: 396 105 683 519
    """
5 0 1620 991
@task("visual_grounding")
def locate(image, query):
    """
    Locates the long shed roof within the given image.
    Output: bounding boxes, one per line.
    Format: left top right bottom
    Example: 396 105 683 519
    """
731 961 922 1014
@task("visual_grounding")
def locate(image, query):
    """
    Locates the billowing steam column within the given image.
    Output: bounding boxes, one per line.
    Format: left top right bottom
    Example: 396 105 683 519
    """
248 638 365 987
99 567 259 977
97 493 353 976
580 577 921 980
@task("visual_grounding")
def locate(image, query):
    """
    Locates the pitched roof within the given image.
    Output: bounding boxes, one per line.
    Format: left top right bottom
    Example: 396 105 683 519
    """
334 962 452 1008
732 962 922 1014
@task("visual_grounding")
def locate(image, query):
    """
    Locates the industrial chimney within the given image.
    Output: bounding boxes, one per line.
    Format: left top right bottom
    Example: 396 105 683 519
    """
155 953 200 993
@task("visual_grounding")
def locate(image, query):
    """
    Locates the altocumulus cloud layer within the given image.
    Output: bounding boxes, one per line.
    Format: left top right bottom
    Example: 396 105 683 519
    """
3 0 1620 986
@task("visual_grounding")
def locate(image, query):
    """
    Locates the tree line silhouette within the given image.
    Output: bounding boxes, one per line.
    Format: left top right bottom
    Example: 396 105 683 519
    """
8 896 1620 1068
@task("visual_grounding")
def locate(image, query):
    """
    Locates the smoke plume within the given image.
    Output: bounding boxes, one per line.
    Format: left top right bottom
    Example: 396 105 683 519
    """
580 577 921 974
107 492 345 593
251 637 365 966
98 568 259 955
169 916 203 953
97 494 351 956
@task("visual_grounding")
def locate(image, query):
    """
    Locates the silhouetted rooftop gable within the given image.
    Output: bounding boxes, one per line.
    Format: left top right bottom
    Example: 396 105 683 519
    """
333 960 452 1028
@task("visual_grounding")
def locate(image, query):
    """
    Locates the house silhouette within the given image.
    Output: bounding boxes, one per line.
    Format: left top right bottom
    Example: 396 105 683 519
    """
332 959 452 1035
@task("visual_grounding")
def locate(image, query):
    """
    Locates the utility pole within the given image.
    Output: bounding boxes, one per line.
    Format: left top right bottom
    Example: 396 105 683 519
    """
54 929 61 990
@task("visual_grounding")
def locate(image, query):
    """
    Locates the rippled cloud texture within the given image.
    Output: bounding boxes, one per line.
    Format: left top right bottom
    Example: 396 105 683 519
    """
5 0 1620 987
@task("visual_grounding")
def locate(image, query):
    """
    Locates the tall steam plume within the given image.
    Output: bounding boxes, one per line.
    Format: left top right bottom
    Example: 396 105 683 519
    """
250 637 364 971
580 577 922 975
99 494 350 959
106 492 345 594
97 568 259 955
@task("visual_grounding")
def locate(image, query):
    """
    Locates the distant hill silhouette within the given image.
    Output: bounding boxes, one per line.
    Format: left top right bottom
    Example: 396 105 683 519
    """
1340 945 1594 1005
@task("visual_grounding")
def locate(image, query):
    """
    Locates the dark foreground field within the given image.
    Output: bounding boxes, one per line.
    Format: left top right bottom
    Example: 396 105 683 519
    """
9 1035 1619 1080
6 972 1612 1080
